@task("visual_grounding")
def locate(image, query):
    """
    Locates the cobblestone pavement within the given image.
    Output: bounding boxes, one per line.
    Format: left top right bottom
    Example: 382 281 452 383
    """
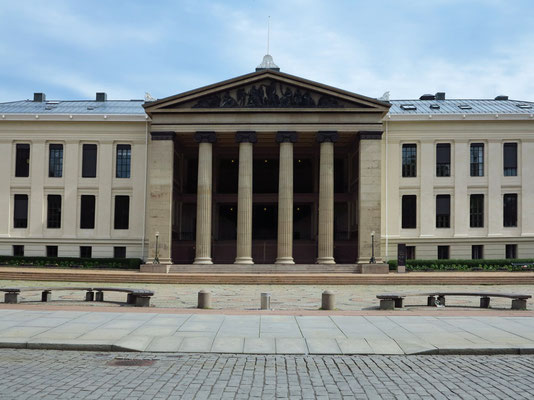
0 349 533 399
1 280 532 310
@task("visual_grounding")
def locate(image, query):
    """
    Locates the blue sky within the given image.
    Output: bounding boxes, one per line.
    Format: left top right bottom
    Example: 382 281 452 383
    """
1 0 534 102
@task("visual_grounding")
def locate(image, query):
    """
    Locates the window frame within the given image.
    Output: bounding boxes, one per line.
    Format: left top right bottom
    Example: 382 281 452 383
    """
46 194 62 229
471 245 484 260
15 143 30 178
114 195 130 230
505 244 517 259
435 194 451 228
13 194 29 229
115 144 131 179
48 143 64 178
402 143 417 178
401 195 417 229
503 193 518 227
469 194 484 228
503 142 518 176
80 195 96 229
435 143 451 177
81 143 98 178
470 143 484 177
437 246 450 260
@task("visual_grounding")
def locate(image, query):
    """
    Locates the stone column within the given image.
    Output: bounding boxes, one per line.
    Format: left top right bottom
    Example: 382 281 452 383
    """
194 131 216 265
235 131 256 264
146 131 175 264
316 131 338 264
357 131 383 263
276 131 297 264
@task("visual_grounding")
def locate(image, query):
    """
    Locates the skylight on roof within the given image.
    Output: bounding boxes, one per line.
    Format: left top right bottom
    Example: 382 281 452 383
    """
430 104 440 109
458 104 472 110
46 101 60 105
517 104 532 109
400 104 417 110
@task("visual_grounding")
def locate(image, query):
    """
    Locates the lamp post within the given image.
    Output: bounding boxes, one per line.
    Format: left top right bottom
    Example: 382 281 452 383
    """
370 231 376 264
154 231 160 264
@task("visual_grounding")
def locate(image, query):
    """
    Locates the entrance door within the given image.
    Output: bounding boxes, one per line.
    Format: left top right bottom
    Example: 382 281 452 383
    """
252 204 277 263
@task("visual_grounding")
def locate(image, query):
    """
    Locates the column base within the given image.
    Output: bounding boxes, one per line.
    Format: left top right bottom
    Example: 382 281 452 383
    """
194 257 213 265
234 257 254 265
275 257 295 265
316 257 335 265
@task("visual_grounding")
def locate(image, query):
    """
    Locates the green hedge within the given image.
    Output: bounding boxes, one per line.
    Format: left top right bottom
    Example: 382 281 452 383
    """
0 256 142 270
386 259 534 272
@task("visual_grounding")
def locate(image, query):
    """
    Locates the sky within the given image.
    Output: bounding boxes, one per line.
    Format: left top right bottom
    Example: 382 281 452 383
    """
1 0 534 102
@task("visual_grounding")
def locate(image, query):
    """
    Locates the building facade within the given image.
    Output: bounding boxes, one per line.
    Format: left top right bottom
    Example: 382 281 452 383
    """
0 62 533 265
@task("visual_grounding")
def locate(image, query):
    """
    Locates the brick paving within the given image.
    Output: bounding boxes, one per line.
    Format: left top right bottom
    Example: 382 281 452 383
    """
0 349 533 399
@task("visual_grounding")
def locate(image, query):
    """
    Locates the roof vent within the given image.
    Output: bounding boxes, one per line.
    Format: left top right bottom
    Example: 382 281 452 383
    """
495 95 508 101
33 93 46 102
458 104 472 110
96 92 107 102
420 94 435 100
400 104 417 110
517 104 532 109
430 104 440 109
435 92 446 100
256 54 280 72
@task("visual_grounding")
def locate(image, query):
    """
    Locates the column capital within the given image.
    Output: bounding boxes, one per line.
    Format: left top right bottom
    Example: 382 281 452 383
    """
151 131 176 141
195 131 217 143
235 131 257 143
316 131 338 143
359 131 383 140
276 131 298 143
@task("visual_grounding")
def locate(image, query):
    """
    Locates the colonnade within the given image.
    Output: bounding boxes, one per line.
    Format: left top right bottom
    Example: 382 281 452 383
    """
192 130 339 265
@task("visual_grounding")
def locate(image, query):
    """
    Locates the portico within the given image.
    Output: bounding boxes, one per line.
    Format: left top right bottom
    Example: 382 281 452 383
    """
143 67 389 267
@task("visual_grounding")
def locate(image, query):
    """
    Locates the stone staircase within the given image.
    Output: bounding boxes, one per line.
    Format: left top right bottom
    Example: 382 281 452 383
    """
167 264 360 274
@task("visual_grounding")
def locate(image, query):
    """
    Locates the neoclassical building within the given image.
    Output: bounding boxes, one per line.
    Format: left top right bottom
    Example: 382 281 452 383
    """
0 58 533 266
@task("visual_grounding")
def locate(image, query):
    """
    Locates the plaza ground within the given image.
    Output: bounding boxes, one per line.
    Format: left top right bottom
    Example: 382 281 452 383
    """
1 279 533 310
1 350 533 399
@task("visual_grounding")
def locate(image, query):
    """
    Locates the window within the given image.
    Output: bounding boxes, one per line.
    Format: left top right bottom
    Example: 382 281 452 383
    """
13 245 24 257
401 195 417 229
47 195 62 229
436 195 451 228
114 196 130 230
506 244 517 259
503 143 517 176
14 194 28 228
438 246 449 260
80 195 96 229
406 246 416 260
503 194 518 227
402 144 417 177
46 246 58 258
82 144 97 178
470 194 484 228
472 245 483 260
80 246 92 258
114 246 126 259
15 143 30 177
470 143 484 176
436 143 451 177
48 144 63 177
116 144 131 178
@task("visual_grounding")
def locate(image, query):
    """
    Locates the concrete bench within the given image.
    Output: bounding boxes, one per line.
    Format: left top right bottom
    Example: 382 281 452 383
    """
93 287 154 307
377 292 531 310
0 287 94 304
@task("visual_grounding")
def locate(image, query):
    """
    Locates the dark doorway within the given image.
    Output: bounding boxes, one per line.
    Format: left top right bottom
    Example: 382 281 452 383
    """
253 159 278 193
252 204 278 239
218 204 237 240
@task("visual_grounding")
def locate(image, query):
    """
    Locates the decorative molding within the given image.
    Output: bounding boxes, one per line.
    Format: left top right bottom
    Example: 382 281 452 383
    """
359 131 383 140
276 131 298 143
235 131 257 143
194 131 217 143
151 131 175 141
192 79 344 109
316 131 338 143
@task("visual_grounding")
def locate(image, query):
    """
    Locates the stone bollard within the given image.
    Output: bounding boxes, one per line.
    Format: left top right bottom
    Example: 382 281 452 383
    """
197 290 212 309
321 290 335 310
261 293 271 310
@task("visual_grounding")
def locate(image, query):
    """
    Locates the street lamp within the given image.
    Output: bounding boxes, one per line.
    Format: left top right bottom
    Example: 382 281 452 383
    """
370 231 376 264
154 231 160 264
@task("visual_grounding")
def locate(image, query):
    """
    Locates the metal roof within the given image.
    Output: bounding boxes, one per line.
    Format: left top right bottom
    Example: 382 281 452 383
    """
389 99 534 115
1 97 533 116
0 100 145 115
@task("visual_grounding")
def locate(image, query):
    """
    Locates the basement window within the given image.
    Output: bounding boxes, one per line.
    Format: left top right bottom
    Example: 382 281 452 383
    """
400 104 417 110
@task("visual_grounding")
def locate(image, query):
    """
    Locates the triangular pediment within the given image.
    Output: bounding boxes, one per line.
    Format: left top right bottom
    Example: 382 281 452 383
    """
144 70 390 114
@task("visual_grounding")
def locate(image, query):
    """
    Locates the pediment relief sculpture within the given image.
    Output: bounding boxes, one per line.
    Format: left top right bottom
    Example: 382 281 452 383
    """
186 80 355 109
